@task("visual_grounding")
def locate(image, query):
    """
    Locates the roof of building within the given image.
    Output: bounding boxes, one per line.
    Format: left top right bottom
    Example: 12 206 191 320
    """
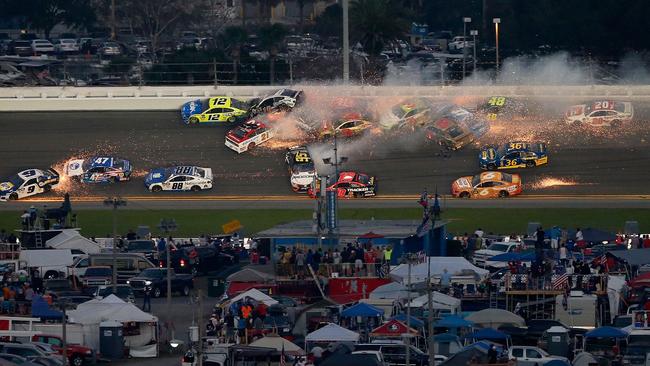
257 219 446 239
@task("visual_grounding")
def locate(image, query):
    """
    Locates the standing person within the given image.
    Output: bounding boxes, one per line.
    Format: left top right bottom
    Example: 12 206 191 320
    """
559 244 568 267
575 228 584 242
440 268 452 292
474 228 484 238
296 250 305 279
487 345 497 364
142 285 152 312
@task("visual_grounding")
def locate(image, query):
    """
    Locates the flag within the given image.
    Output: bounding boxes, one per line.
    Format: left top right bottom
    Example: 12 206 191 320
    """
280 344 286 366
416 214 432 237
552 273 569 290
418 190 428 208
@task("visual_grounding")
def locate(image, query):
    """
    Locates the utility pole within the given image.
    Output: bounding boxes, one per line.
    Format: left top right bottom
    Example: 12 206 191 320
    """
493 18 501 75
342 0 350 83
197 289 203 366
405 254 415 366
159 219 178 342
111 0 116 40
470 30 478 73
104 197 126 292
322 133 348 243
61 300 67 366
462 17 471 78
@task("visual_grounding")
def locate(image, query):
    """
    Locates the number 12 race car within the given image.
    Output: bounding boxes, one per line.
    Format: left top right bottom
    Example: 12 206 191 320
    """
451 172 522 199
180 97 250 124
308 171 377 198
144 166 213 192
565 100 633 127
479 142 548 170
65 157 132 183
0 169 59 201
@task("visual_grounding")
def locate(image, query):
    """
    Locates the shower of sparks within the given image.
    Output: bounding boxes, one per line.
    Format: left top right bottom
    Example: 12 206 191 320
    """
531 177 580 189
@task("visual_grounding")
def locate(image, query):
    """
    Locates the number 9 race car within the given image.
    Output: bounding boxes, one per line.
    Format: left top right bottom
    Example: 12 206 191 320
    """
479 142 548 170
180 97 250 124
144 166 213 192
0 169 59 201
565 100 633 127
451 171 522 199
65 157 132 183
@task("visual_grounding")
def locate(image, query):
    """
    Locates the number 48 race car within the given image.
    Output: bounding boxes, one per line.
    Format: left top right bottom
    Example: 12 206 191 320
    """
0 169 59 201
144 166 213 192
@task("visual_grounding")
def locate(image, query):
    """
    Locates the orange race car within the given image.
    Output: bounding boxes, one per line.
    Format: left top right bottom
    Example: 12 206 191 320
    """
451 171 522 199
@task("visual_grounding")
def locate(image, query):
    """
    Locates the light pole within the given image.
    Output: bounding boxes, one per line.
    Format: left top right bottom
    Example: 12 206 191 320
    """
322 132 348 238
60 299 67 366
104 197 126 292
462 17 471 78
404 253 417 366
111 0 116 40
342 0 350 83
493 18 501 75
159 219 178 342
470 30 478 73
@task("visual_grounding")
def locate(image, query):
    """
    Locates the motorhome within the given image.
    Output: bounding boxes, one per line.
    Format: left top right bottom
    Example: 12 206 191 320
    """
554 291 598 330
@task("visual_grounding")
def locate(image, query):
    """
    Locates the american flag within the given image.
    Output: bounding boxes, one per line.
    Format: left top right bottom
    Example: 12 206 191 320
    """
280 344 286 366
553 273 569 290
418 190 429 208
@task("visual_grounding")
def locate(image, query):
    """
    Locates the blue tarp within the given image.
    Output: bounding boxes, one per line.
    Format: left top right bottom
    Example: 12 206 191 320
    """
544 360 571 366
31 295 63 320
435 315 474 328
489 251 536 262
585 326 629 339
391 314 424 328
341 302 384 318
464 328 510 341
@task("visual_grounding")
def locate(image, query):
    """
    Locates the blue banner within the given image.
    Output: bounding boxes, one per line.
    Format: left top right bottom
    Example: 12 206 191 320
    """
326 190 337 230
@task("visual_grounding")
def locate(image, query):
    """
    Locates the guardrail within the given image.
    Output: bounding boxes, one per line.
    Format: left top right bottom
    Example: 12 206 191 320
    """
1 85 650 111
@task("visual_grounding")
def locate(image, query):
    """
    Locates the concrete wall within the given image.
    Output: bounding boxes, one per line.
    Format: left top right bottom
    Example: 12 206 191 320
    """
0 85 648 112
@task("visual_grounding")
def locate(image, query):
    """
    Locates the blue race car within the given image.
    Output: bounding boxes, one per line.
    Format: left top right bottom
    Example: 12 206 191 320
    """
64 156 132 183
479 142 548 170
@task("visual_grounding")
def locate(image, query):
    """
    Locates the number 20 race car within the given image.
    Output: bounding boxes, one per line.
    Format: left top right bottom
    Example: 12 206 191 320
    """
0 169 59 201
564 100 633 127
180 97 249 124
144 166 213 192
65 157 132 183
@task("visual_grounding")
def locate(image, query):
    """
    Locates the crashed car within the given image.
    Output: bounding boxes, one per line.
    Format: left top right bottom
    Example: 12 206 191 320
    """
476 96 537 121
425 106 489 150
320 113 373 139
144 166 213 192
285 146 316 192
225 119 275 153
565 100 633 127
308 171 377 198
451 171 522 199
248 89 302 116
65 157 132 183
0 169 59 201
479 142 548 170
380 98 435 130
180 96 249 124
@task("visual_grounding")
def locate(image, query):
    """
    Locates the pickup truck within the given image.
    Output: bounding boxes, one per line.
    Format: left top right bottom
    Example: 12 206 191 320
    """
127 268 193 298
159 246 234 276
507 346 569 366
32 334 95 366
473 242 521 268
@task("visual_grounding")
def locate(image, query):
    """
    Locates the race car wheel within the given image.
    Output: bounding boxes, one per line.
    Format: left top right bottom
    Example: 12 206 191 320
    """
498 190 509 198
189 117 199 124
525 161 536 168
247 142 256 150
227 116 236 123
487 163 497 171
191 185 201 192
151 185 162 192
43 184 52 192
113 177 120 183
8 193 18 200
459 192 470 199
611 119 621 128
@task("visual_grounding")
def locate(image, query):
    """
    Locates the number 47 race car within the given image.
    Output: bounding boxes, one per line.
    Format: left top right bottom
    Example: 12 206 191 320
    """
144 166 213 192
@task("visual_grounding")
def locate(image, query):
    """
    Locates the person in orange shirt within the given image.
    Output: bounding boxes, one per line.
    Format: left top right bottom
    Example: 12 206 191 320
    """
2 285 9 300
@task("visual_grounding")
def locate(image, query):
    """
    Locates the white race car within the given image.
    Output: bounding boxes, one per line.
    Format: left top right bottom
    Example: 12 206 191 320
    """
225 120 275 153
144 166 213 192
565 100 633 127
248 89 302 116
285 146 316 192
0 169 60 201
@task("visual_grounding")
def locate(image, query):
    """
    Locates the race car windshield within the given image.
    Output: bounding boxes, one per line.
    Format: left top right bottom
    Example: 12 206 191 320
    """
446 126 464 138
230 128 250 140
357 174 370 184
292 162 314 173
471 175 481 187
194 167 206 177
230 99 248 110
280 90 297 97
501 173 513 183
6 175 24 187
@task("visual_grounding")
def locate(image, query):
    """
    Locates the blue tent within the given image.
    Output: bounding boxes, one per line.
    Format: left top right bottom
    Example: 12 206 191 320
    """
585 326 628 339
489 251 536 262
31 295 63 320
391 314 424 328
544 360 571 366
464 328 510 341
341 302 384 318
435 315 474 328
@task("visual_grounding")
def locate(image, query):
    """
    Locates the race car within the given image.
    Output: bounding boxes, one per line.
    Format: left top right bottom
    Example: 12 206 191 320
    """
564 100 633 127
451 171 522 199
425 105 489 150
479 142 548 170
180 96 249 124
144 166 213 192
225 119 275 153
308 171 377 198
0 169 59 201
476 96 536 121
285 146 316 192
380 98 435 130
65 156 132 183
248 89 302 116
320 113 373 139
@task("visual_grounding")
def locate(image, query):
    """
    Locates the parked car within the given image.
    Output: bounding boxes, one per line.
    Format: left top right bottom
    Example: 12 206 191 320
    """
127 268 193 298
94 284 135 303
44 279 80 299
158 246 234 276
472 242 521 268
354 341 429 366
0 343 63 366
53 39 79 54
508 346 569 366
124 240 157 261
88 253 155 283
0 353 42 365
81 266 113 288
30 39 55 54
98 42 121 56
8 40 32 56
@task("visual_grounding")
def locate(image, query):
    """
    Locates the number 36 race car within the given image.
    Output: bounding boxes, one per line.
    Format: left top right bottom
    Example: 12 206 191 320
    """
144 166 213 192
479 142 548 170
451 171 522 199
65 157 132 183
180 97 249 124
0 169 59 201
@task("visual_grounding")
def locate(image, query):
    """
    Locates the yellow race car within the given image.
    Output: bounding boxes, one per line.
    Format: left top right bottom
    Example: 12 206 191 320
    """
181 97 249 124
320 112 373 139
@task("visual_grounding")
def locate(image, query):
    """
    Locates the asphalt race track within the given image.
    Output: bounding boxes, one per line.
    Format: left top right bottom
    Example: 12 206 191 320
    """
2 97 650 209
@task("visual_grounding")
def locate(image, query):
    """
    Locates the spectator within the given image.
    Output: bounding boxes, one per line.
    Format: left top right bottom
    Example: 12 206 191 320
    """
440 268 452 290
20 211 30 230
126 229 136 241
296 250 305 279
643 235 650 248
559 244 568 266
313 248 322 272
142 285 152 312
632 235 641 249
576 228 584 242
475 228 484 238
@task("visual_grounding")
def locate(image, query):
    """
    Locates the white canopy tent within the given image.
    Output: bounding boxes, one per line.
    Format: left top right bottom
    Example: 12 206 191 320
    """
226 288 278 307
389 257 489 285
406 291 462 314
305 323 360 344
46 229 102 254
68 295 158 357
465 309 525 329
249 335 305 355
369 282 414 300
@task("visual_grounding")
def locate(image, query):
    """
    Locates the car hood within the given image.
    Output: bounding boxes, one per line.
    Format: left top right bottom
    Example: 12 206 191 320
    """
452 176 473 190
291 172 315 186
379 111 400 129
181 99 203 122
0 181 15 194
145 168 167 185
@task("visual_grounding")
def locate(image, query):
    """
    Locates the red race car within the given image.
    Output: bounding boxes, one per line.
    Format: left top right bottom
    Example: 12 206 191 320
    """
308 171 377 198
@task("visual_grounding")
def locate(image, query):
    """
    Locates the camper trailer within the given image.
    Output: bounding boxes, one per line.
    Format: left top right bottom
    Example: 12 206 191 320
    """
555 291 598 329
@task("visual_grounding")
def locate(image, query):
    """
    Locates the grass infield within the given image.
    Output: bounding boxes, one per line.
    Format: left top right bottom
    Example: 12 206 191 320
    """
0 208 647 237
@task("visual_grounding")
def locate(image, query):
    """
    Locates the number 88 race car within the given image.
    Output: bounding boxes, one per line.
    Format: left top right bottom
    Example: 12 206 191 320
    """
144 166 213 192
0 169 60 201
451 171 522 199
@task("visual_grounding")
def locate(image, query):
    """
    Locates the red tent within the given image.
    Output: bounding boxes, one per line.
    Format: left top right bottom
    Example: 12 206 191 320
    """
370 319 419 337
358 232 384 239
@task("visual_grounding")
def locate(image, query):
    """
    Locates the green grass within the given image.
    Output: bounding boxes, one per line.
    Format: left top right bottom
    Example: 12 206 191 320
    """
1 208 648 237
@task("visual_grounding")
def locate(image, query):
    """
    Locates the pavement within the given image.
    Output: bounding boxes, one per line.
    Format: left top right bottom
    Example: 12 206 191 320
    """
1 105 650 209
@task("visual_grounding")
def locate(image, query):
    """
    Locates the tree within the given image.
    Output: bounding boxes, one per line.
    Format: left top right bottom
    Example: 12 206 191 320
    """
313 3 342 40
1 0 96 38
350 0 409 56
258 23 288 84
220 26 248 84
